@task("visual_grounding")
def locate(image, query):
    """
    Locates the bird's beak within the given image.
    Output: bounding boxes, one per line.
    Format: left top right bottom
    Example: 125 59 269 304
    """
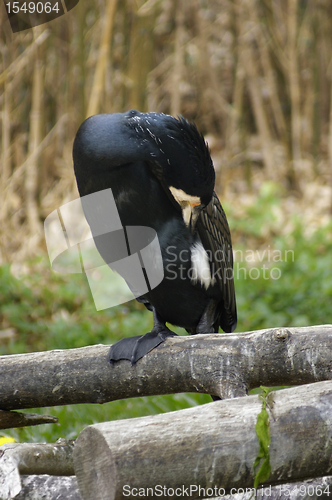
188 203 202 235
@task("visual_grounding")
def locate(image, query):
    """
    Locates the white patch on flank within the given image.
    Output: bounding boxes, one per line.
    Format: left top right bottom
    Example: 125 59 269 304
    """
190 242 215 289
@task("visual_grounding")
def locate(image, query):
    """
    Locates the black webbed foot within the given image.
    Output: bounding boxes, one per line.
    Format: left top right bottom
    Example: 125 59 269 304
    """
108 309 177 365
108 328 177 365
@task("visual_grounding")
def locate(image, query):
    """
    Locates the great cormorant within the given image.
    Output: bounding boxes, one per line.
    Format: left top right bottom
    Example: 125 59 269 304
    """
73 110 237 364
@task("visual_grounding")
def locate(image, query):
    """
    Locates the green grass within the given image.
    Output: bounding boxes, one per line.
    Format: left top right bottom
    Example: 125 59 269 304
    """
1 182 331 443
228 183 332 331
0 256 212 443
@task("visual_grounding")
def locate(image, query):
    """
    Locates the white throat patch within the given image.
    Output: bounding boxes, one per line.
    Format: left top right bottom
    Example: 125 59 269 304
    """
169 186 201 227
182 204 192 226
190 242 216 289
169 186 201 206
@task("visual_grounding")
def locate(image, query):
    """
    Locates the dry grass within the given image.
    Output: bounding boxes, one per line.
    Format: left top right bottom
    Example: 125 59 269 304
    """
0 0 331 263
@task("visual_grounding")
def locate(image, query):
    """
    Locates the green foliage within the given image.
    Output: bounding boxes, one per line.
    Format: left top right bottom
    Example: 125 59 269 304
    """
226 183 332 332
253 387 273 489
6 393 211 444
0 185 331 442
0 258 211 442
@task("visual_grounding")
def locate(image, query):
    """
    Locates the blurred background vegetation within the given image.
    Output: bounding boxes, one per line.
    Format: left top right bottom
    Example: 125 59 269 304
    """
0 0 331 442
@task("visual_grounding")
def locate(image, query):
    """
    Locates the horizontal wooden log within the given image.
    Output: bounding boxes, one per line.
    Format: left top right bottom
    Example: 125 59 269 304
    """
0 439 75 475
74 380 332 500
0 410 57 429
0 325 331 410
15 476 81 500
10 474 332 500
0 439 75 499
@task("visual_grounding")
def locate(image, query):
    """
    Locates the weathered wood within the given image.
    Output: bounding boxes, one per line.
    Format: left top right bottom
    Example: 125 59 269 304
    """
0 439 75 475
0 325 331 410
74 380 332 500
222 476 332 500
9 474 332 500
16 475 82 500
0 409 58 429
0 439 75 499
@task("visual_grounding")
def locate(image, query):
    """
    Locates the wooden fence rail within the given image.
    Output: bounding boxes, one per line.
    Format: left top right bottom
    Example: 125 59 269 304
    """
1 324 332 499
0 325 331 412
73 380 332 500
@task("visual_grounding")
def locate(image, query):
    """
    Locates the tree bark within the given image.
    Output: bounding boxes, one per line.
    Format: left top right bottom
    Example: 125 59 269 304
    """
73 380 332 500
15 475 81 500
0 440 75 499
0 439 74 475
0 410 57 429
0 325 331 410
8 474 332 500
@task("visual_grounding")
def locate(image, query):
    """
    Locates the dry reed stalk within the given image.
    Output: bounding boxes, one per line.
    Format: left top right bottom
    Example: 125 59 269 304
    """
195 2 231 134
1 48 11 191
137 0 159 16
126 0 156 112
227 61 245 155
147 55 173 111
6 114 68 191
0 51 11 229
77 0 87 123
313 8 331 161
250 3 287 147
53 21 69 161
170 1 185 117
329 69 332 214
0 30 49 86
25 33 43 236
267 0 288 72
125 2 141 111
241 1 274 177
226 0 246 155
227 65 245 155
287 0 301 164
301 6 314 153
86 0 117 118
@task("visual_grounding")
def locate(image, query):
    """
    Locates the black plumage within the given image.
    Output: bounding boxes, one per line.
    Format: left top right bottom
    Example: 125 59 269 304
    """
73 109 237 364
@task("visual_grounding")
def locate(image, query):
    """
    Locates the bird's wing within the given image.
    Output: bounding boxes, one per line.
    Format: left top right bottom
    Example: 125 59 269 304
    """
196 191 237 332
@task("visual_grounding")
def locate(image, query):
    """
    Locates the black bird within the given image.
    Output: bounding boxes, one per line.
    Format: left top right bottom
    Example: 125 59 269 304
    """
73 110 237 364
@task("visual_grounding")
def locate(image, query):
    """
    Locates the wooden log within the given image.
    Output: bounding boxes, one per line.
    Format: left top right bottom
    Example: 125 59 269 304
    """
0 325 331 410
74 380 332 500
10 474 332 500
8 474 332 500
0 439 75 475
0 439 75 499
15 475 81 500
0 409 57 429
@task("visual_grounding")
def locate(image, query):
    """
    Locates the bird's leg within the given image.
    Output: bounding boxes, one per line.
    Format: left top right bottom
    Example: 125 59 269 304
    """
194 300 221 401
195 300 218 334
108 309 177 365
